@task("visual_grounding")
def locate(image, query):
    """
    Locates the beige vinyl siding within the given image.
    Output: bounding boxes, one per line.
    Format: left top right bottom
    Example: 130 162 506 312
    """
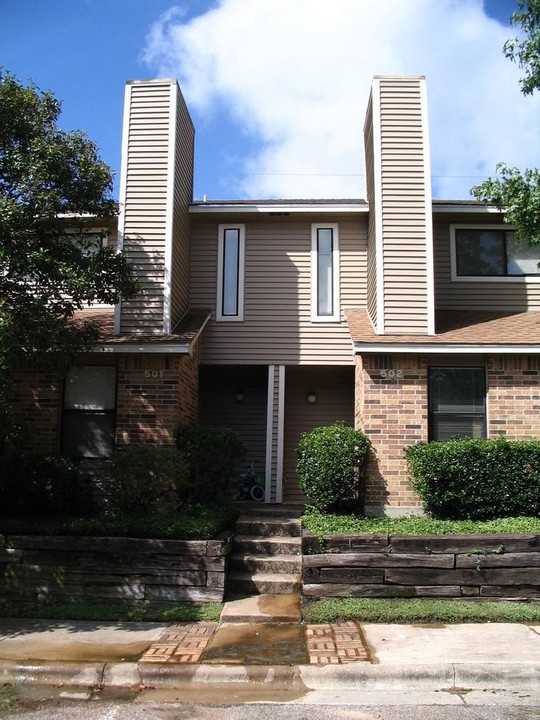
170 86 195 325
119 81 175 334
283 366 354 504
433 217 540 311
379 78 430 334
189 215 367 365
198 365 267 471
366 77 432 336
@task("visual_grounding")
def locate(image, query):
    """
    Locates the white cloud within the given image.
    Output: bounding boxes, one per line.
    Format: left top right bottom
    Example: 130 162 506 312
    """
143 0 540 200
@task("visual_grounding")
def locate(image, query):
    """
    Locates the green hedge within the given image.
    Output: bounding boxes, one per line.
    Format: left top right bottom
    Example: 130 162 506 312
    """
296 422 369 513
175 424 245 501
406 437 540 520
0 452 83 516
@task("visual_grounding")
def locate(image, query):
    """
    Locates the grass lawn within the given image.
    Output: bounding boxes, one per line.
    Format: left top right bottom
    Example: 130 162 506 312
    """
303 597 540 624
0 601 223 623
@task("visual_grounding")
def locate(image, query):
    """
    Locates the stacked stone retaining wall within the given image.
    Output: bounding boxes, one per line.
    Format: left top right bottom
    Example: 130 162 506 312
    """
302 533 540 599
0 533 232 605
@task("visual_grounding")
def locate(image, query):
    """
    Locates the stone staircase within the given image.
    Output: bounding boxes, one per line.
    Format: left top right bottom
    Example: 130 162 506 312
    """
227 505 303 597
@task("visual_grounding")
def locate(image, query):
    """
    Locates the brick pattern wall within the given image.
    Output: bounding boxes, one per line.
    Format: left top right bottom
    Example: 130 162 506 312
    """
8 368 61 454
355 354 427 509
488 355 540 439
115 349 199 447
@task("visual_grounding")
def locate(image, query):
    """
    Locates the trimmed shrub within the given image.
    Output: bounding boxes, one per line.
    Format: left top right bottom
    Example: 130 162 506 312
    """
175 424 245 502
296 422 369 513
406 437 540 520
0 452 82 516
106 445 189 515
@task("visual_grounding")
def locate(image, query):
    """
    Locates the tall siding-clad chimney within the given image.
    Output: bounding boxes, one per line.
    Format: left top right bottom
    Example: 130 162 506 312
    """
363 76 434 336
115 79 195 336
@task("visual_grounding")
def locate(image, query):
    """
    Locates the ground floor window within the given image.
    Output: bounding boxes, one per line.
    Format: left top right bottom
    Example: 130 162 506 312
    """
61 365 116 458
428 366 486 441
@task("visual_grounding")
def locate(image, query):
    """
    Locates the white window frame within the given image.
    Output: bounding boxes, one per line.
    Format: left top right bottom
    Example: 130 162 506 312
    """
450 224 540 283
428 365 487 442
311 223 340 322
216 224 245 322
61 365 117 459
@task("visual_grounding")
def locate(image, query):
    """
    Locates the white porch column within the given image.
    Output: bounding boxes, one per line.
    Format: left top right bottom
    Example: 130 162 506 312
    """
265 364 285 503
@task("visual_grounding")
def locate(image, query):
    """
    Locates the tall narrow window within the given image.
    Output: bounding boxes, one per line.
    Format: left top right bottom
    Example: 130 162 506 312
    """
61 365 117 458
428 367 486 441
217 224 245 321
311 223 339 321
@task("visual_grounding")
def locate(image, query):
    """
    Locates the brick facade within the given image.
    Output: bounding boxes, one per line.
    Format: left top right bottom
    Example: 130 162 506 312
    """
9 367 61 454
356 352 540 512
355 354 427 510
9 347 200 456
487 355 540 439
115 348 200 447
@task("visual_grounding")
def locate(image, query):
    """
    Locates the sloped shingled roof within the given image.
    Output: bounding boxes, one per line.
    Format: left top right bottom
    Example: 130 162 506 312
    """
74 308 210 351
346 309 540 349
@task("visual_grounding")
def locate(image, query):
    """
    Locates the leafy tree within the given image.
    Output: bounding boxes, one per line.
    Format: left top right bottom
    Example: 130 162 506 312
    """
503 0 540 96
0 70 138 437
472 2 540 239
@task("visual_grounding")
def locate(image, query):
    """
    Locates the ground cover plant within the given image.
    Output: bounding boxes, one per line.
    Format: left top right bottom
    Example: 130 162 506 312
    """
0 503 238 540
303 597 540 624
302 511 540 540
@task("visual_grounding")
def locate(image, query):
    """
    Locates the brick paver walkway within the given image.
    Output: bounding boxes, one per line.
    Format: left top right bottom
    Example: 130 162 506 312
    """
139 621 369 665
306 621 369 664
140 622 219 664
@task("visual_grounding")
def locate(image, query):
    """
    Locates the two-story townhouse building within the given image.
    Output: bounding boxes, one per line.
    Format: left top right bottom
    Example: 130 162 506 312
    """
10 74 540 515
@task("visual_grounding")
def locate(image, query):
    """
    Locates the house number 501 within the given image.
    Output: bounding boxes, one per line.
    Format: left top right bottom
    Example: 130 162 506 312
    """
144 370 164 378
380 369 403 380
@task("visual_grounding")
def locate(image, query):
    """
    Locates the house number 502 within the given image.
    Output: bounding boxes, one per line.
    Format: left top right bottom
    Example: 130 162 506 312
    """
144 370 164 378
380 369 403 380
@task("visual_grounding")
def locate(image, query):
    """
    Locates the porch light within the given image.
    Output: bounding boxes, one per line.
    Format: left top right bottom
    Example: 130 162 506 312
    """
235 390 245 403
307 391 317 404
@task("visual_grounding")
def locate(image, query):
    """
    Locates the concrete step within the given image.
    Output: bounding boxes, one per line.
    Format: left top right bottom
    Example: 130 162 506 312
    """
227 572 302 595
220 593 302 623
232 535 301 556
229 554 302 575
235 517 301 538
234 504 303 519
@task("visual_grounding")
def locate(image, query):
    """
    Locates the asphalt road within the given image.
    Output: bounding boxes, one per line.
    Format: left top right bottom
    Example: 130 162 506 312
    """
3 698 540 720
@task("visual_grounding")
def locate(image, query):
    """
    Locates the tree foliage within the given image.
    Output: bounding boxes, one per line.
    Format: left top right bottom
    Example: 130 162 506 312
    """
472 163 540 244
504 0 540 96
471 2 540 240
0 71 137 378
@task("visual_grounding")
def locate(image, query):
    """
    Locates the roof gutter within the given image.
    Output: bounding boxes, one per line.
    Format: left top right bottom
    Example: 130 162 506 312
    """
353 342 540 355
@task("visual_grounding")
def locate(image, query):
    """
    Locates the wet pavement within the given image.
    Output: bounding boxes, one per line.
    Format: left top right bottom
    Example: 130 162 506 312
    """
0 596 539 702
202 622 309 665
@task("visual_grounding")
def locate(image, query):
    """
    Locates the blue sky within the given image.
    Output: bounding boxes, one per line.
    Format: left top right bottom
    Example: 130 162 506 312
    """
1 0 538 201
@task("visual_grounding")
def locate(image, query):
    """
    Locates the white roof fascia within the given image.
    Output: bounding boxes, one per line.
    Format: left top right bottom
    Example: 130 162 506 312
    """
432 203 501 214
114 83 132 336
189 203 368 214
97 343 190 354
353 343 540 354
